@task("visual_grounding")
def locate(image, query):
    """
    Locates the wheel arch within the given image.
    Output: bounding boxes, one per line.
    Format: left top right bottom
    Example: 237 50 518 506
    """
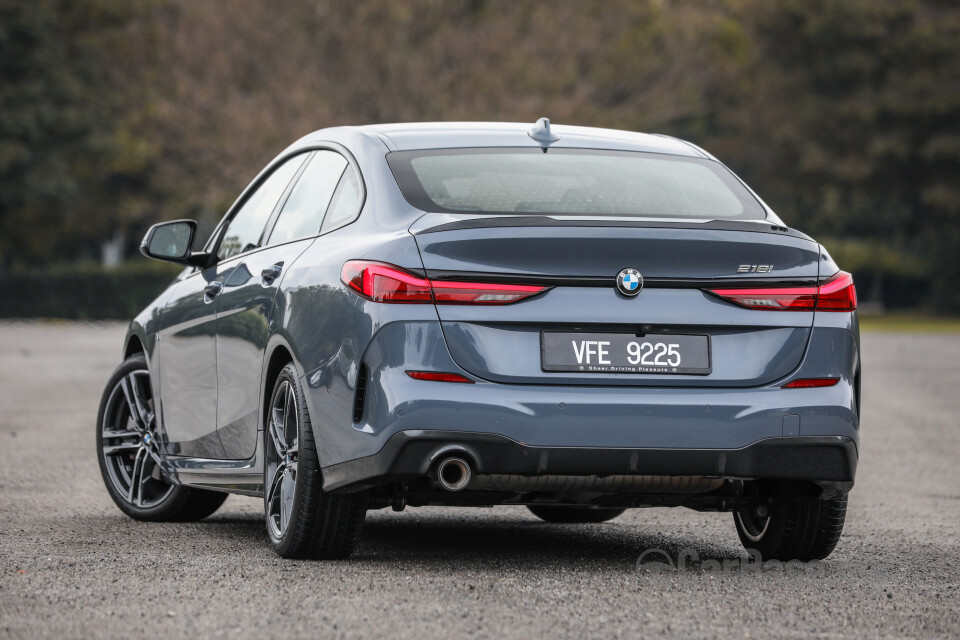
261 339 300 434
124 299 165 367
124 334 145 359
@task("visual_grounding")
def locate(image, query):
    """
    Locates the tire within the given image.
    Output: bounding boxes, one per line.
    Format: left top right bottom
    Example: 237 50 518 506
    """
264 363 367 559
96 353 227 522
527 505 626 524
733 494 847 561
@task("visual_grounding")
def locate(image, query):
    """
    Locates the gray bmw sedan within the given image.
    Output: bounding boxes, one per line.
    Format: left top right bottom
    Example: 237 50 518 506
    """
97 119 859 560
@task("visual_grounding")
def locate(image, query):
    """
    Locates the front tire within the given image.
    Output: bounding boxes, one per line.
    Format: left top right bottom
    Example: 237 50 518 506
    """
264 363 367 559
733 495 847 561
96 353 227 521
527 505 626 523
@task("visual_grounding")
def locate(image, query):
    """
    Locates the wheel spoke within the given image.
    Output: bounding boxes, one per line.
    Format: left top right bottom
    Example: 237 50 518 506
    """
268 408 286 457
266 462 286 510
279 468 295 534
129 373 155 430
141 454 158 486
127 446 147 506
102 429 139 440
145 447 166 477
120 372 154 433
278 494 288 533
103 442 141 456
119 376 142 431
283 387 294 446
286 442 298 475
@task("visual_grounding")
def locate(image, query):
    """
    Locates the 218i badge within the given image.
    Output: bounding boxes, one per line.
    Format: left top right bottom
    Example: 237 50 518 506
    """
616 268 643 296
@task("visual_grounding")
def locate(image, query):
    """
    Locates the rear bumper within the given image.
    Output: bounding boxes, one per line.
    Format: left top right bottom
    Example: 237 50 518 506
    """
322 430 858 492
304 319 860 497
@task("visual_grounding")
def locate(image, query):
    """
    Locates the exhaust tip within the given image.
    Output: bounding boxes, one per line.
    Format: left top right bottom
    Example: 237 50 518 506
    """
436 457 472 491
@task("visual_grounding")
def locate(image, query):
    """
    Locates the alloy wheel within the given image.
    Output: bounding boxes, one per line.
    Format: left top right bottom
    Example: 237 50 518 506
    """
266 380 299 541
100 370 174 508
735 505 772 542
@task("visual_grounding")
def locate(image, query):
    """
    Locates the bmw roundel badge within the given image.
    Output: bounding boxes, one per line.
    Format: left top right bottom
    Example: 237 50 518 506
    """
616 268 643 296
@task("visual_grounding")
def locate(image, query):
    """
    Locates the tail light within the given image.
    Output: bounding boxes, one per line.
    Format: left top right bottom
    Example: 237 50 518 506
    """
341 261 549 305
341 261 432 303
814 271 858 311
708 271 856 312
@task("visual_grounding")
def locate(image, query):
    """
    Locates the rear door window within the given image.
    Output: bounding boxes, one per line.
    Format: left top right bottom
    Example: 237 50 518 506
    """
266 150 348 246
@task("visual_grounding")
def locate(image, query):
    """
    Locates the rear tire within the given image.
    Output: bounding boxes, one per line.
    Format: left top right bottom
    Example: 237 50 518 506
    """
265 363 367 559
96 353 227 522
527 505 626 524
733 494 847 561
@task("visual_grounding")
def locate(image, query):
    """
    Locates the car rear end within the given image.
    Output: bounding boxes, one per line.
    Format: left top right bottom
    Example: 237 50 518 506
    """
326 136 859 524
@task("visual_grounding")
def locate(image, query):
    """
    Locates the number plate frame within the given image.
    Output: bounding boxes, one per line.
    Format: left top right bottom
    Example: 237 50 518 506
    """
540 331 712 375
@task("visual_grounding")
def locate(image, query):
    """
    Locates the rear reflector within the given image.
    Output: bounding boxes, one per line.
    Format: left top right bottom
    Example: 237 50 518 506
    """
708 271 856 312
406 371 474 383
341 260 549 305
782 377 840 389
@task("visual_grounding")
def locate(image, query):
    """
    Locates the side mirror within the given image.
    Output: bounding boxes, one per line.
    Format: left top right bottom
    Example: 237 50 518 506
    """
140 219 212 268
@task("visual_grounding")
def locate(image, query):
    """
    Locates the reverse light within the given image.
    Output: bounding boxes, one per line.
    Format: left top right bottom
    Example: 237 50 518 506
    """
708 271 856 312
782 377 840 389
406 371 474 383
341 261 549 305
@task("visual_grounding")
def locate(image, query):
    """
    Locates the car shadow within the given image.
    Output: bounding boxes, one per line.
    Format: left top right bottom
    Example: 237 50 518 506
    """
74 509 851 574
353 510 743 570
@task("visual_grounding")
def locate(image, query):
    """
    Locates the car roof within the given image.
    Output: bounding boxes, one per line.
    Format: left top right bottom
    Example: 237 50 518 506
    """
308 121 708 158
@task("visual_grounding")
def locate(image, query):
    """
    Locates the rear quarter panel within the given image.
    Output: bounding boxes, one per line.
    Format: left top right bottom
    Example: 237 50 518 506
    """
268 133 432 468
273 225 431 467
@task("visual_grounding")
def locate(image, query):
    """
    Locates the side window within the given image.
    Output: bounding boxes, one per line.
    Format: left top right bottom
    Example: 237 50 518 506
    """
217 155 306 261
267 151 347 246
321 165 363 233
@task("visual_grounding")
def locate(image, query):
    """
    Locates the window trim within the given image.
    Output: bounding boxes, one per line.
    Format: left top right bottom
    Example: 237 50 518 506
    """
318 162 364 235
262 151 348 248
260 143 367 249
206 151 313 263
256 151 318 249
203 141 367 267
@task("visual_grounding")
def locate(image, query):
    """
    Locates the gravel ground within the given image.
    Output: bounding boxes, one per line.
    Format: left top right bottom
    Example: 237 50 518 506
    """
0 321 958 639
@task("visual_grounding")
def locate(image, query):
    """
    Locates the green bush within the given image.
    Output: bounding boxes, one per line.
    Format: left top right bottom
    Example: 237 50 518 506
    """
0 261 182 320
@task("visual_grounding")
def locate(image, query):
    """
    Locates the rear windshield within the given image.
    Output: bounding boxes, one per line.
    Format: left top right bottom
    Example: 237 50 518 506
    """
387 148 765 220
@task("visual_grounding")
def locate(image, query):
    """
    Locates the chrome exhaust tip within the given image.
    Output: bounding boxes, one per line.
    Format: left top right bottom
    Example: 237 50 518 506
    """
436 457 472 491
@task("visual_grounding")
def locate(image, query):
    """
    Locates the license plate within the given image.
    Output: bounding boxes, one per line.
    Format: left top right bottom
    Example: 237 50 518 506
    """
541 332 711 374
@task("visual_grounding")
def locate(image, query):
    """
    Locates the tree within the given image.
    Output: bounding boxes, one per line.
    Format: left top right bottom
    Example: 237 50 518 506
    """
0 0 155 267
680 0 960 308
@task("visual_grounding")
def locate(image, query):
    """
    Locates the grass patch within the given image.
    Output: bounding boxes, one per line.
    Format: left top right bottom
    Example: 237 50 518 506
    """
859 312 960 333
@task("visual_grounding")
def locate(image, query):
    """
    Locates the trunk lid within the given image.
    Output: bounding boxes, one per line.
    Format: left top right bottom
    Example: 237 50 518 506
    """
412 215 821 388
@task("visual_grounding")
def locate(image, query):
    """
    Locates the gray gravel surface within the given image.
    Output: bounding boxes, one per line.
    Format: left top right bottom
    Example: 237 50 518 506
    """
1 321 958 639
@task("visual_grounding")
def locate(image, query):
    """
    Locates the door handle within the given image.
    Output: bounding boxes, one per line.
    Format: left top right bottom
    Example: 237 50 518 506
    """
261 263 284 286
203 281 223 303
